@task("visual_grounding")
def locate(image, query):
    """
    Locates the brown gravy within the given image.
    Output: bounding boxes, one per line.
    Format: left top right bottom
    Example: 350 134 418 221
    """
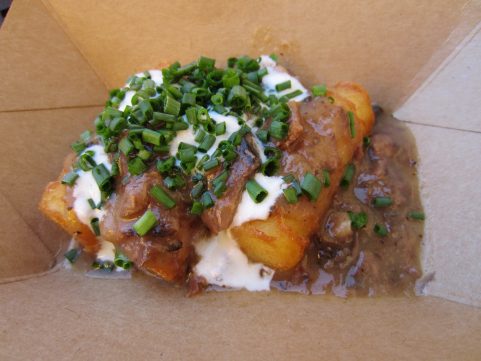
272 113 424 296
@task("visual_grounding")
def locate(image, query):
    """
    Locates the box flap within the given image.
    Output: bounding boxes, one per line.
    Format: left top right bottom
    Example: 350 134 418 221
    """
0 106 103 279
0 0 107 112
45 0 477 110
0 271 480 360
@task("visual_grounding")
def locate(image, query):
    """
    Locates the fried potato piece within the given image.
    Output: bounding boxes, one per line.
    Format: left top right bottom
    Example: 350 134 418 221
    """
39 181 99 253
231 82 375 270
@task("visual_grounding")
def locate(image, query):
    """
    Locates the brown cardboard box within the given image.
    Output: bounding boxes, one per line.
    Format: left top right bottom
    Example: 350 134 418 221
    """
1 1 480 359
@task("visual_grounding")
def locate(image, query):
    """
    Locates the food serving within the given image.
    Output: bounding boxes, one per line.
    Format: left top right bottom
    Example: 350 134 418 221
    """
39 54 424 296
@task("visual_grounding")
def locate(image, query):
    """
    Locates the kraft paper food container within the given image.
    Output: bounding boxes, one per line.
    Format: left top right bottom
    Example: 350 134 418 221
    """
1 1 480 359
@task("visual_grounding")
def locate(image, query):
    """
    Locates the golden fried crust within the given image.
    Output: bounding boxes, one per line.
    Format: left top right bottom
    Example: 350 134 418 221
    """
231 82 375 270
39 181 99 253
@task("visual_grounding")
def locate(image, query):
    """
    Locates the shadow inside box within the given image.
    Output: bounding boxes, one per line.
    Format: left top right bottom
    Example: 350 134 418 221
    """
0 0 12 28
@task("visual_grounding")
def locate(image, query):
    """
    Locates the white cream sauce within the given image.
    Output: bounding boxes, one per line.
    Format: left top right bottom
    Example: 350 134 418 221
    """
231 173 285 227
96 240 116 263
194 231 274 291
259 55 309 102
72 145 112 226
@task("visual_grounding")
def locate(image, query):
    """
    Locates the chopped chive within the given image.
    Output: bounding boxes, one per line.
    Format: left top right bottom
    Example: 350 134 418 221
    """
348 211 368 230
215 122 226 135
227 85 248 109
190 182 204 199
185 107 198 125
282 187 298 204
150 185 176 209
196 107 210 124
363 136 371 147
246 179 268 203
203 157 219 171
408 211 425 221
90 218 101 236
164 96 181 116
119 137 134 155
200 192 215 208
269 54 278 62
64 248 80 264
372 196 393 207
128 157 147 176
173 122 189 131
275 80 292 92
284 89 303 99
178 148 197 163
269 120 288 140
347 111 356 138
264 146 282 159
133 210 157 236
282 173 295 183
181 92 196 106
152 112 177 124
374 223 389 236
138 149 151 161
340 163 355 188
211 93 224 105
156 156 175 174
260 158 280 176
163 175 186 190
92 164 112 192
198 56 216 71
61 171 79 187
195 129 206 143
256 129 269 143
301 172 322 201
257 67 268 79
198 133 216 152
87 198 97 209
71 140 86 154
322 169 331 187
213 180 227 197
291 180 302 196
142 129 163 146
311 84 327 97
114 251 132 270
191 201 204 215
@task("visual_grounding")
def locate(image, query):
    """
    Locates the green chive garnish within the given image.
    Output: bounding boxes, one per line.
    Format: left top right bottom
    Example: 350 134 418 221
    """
200 192 215 208
408 211 425 221
215 122 226 135
90 218 101 236
282 187 298 204
190 182 204 199
348 211 367 230
256 129 269 143
340 163 355 188
198 133 216 153
269 120 288 140
150 185 176 209
347 111 356 138
114 251 132 270
203 158 219 171
128 157 147 176
62 171 79 187
301 172 322 201
92 164 112 192
260 158 280 176
119 137 134 155
246 179 268 203
275 80 292 92
372 197 393 207
322 169 331 187
64 248 80 264
374 223 389 236
191 201 204 215
164 96 181 116
311 84 327 97
142 129 163 146
198 56 215 71
156 157 175 174
133 210 157 236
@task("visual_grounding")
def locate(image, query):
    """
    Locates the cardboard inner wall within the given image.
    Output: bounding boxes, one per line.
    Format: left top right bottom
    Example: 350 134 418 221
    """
1 0 481 359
